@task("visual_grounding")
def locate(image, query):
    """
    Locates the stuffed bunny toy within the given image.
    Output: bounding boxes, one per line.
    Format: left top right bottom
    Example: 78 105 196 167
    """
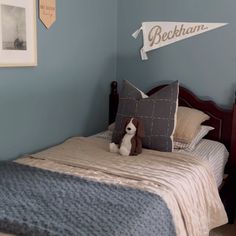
109 117 144 156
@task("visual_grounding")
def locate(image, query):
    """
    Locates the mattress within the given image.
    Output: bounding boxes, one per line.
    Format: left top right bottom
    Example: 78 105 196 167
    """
95 131 229 187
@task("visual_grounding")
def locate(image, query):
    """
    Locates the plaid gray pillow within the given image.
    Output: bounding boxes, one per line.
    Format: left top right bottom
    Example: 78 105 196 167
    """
112 80 179 152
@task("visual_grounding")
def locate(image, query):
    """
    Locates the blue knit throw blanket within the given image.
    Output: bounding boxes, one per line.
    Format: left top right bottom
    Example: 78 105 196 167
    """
0 162 176 236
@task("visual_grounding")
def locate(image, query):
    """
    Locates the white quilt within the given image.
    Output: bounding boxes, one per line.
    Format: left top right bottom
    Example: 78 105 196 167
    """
8 136 227 236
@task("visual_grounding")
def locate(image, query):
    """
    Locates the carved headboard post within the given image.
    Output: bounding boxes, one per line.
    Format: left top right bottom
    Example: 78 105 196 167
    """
230 102 236 165
109 81 119 124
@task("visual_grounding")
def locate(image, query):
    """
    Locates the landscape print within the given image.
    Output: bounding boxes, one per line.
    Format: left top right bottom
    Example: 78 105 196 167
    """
1 4 27 50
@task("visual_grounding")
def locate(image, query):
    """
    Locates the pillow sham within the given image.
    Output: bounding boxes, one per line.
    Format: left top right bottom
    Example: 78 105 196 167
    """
174 125 214 151
174 106 209 144
112 80 179 152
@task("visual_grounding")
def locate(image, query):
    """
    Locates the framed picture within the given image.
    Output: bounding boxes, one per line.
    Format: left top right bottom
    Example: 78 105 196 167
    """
0 0 37 67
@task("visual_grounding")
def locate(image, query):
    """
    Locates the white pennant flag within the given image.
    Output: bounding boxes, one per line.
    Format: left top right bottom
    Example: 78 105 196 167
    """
132 22 228 60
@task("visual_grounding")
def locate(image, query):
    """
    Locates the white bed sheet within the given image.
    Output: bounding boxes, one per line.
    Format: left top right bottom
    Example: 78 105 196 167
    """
176 139 228 187
95 131 229 187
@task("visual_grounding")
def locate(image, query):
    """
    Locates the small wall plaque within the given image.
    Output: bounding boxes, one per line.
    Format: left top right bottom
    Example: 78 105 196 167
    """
39 0 56 29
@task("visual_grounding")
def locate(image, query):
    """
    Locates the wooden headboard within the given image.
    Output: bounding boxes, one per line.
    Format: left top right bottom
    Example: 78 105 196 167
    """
109 81 236 165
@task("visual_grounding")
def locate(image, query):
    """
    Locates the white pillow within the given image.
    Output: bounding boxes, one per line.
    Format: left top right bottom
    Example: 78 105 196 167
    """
174 106 210 143
174 125 214 151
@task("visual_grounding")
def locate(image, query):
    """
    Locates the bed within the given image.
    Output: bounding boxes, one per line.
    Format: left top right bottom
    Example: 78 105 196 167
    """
0 81 236 236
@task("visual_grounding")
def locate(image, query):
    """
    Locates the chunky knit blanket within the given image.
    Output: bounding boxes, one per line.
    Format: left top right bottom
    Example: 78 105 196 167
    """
0 162 175 236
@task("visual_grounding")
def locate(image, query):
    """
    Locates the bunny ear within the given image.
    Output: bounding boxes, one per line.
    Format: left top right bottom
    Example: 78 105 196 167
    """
136 119 144 138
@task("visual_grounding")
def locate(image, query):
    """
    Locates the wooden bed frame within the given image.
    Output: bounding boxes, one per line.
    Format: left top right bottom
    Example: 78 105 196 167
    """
109 80 236 223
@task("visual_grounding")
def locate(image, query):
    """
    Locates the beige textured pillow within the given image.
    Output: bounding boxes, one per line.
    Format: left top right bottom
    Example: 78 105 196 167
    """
174 106 210 143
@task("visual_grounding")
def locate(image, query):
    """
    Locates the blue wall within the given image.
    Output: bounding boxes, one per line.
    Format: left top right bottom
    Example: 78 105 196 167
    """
117 0 236 108
2 0 236 160
0 0 117 160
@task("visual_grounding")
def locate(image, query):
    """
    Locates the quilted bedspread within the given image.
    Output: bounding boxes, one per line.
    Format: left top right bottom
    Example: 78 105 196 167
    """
0 162 175 236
